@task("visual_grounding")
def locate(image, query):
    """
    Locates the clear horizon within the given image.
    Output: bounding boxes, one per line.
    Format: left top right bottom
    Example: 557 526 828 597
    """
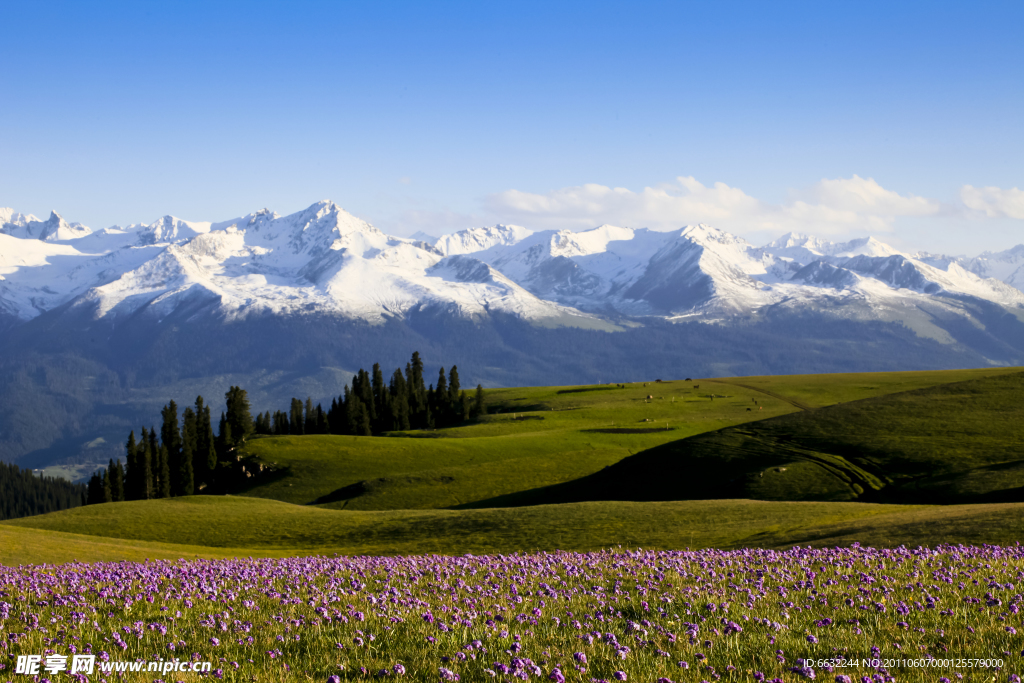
3 0 1021 255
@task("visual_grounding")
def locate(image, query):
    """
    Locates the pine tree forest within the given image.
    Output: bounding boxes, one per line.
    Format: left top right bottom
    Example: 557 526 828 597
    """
82 352 485 506
0 461 86 521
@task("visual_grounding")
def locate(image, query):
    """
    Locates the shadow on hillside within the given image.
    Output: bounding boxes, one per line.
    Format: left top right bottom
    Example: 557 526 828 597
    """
459 371 1024 509
311 474 457 506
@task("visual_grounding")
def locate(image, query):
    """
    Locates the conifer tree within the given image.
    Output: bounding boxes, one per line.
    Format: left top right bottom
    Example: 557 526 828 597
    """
139 427 154 500
273 410 288 435
195 398 217 489
115 460 125 501
108 458 125 502
179 407 197 497
148 427 161 497
407 353 428 428
358 369 376 423
435 368 449 423
219 414 232 457
290 398 304 435
101 469 112 503
371 363 386 428
448 365 461 401
86 471 104 505
473 384 485 417
395 393 411 431
125 431 140 500
304 397 315 434
346 395 372 436
410 352 425 396
157 444 171 498
161 400 183 495
386 369 407 430
331 389 350 435
356 401 372 436
225 386 253 446
316 404 328 434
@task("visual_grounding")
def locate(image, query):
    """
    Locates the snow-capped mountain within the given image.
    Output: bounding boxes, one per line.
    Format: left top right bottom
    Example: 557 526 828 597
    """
2 201 1023 327
0 201 603 328
430 223 1024 319
0 210 92 241
917 246 1024 293
3 199 1024 472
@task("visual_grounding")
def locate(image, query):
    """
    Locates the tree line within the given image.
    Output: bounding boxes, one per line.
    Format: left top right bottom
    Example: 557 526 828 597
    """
0 461 86 521
85 352 484 505
254 352 484 437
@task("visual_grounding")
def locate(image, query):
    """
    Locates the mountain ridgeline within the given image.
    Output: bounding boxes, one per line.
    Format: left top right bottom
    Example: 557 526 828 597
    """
83 352 483 507
3 199 1024 472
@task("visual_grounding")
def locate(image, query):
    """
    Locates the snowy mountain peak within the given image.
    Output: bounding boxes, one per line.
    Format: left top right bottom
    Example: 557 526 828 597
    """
0 207 39 227
766 231 833 253
0 209 92 241
0 200 1022 332
434 224 534 257
409 231 439 245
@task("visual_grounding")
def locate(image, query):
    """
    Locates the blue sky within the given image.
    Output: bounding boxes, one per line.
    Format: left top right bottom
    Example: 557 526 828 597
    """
2 1 1022 253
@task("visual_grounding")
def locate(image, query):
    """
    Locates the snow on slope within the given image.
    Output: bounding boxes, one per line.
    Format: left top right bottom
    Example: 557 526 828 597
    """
0 210 92 241
1 200 1022 328
931 246 1024 293
0 201 604 327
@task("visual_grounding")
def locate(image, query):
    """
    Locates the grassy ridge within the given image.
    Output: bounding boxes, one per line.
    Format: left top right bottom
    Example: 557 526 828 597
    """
7 496 1024 565
499 370 1024 507
238 367 1018 509
5 366 1024 566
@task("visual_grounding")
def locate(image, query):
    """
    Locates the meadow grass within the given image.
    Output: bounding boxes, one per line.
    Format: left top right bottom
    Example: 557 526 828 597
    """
0 524 272 565
237 367 1019 510
505 370 1024 508
8 496 1024 566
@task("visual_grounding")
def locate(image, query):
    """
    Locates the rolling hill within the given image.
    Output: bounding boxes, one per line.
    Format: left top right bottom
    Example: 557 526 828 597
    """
3 199 1024 475
490 370 1024 507
4 366 1024 566
8 495 1024 566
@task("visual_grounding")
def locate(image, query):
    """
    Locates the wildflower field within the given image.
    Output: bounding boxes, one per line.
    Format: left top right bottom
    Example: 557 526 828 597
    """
3 544 1021 683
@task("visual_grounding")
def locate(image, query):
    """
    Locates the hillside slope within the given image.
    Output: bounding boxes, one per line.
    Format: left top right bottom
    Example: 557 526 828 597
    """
493 371 1024 507
234 368 1019 509
7 496 1024 565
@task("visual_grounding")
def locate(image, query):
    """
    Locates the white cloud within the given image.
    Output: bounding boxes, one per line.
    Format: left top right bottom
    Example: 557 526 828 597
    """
483 175 945 237
798 175 942 217
960 185 1024 220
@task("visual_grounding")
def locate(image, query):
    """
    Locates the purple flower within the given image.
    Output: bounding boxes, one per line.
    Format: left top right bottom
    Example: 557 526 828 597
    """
328 677 341 683
807 635 818 644
835 676 851 683
613 673 627 682
549 670 566 683
574 653 587 664
393 664 406 676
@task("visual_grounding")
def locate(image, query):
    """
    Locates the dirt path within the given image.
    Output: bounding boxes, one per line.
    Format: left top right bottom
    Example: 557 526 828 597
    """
700 379 815 411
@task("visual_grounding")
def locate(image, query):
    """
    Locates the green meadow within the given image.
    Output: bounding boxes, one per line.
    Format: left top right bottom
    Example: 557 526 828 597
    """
9 495 1024 566
2 365 1023 565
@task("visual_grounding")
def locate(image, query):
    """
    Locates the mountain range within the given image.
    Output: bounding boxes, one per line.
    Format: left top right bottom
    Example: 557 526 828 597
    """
2 200 1023 473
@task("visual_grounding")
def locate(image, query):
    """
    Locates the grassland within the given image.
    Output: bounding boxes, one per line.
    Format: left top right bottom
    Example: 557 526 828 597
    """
237 366 1019 509
8 495 1024 566
506 369 1024 507
3 365 1024 566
